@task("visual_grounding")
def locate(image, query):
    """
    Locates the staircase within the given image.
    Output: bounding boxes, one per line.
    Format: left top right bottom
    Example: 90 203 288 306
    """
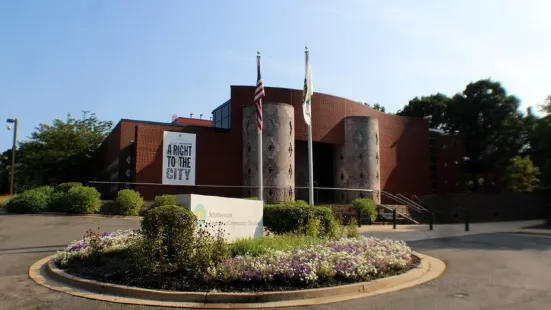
377 204 419 224
380 191 432 224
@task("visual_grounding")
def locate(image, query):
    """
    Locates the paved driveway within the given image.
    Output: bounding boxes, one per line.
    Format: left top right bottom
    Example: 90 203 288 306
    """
1 213 551 310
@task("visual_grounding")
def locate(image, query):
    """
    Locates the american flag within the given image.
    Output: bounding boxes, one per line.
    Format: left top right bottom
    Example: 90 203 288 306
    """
255 53 265 133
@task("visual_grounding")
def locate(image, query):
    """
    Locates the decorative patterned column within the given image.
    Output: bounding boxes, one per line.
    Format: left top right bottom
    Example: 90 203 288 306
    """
243 102 295 203
333 116 381 204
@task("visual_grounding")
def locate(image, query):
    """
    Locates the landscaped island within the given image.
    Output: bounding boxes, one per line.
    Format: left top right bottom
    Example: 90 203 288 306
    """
54 204 419 292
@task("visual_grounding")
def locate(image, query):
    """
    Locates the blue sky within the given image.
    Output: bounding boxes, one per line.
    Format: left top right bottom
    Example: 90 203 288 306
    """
1 0 550 151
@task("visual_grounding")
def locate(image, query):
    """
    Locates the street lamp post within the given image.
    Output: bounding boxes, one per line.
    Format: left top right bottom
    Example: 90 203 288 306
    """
6 118 18 195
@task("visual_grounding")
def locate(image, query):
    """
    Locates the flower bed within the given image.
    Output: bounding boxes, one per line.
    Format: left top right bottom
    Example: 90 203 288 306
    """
55 230 419 292
211 237 412 283
55 229 139 267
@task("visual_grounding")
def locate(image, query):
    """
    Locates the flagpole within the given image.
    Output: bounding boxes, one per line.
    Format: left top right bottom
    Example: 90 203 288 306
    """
257 51 264 201
306 47 314 205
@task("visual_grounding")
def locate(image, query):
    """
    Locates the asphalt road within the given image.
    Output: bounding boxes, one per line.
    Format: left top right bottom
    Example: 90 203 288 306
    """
1 213 551 310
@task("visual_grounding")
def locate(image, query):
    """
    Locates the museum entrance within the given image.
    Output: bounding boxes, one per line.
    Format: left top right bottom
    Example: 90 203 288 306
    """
294 141 335 204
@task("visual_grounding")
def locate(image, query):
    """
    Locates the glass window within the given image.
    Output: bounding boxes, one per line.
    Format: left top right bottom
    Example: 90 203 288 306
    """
215 120 222 128
215 109 222 122
222 104 229 118
222 117 229 129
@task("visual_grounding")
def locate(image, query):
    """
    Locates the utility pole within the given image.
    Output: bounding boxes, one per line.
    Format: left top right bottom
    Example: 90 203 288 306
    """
6 118 18 195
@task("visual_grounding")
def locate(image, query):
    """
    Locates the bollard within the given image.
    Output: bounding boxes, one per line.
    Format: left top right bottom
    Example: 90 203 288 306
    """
393 209 397 230
429 211 434 231
358 209 362 228
465 211 470 232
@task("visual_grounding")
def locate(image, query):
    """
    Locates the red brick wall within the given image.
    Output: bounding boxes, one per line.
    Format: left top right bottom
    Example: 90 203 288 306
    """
93 123 121 181
131 123 241 199
97 87 435 200
231 86 432 199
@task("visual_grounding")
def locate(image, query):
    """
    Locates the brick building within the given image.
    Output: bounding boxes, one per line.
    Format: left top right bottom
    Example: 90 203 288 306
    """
93 86 465 202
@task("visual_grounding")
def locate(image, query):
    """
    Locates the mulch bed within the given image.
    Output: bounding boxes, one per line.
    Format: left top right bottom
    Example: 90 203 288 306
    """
61 251 421 293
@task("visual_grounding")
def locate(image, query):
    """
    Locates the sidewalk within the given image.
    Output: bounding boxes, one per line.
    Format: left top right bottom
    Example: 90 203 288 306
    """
358 220 548 241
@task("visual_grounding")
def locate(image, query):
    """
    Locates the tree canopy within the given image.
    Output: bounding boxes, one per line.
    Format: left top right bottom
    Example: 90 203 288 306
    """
397 79 551 191
505 156 540 192
363 102 386 113
0 111 112 192
396 93 450 129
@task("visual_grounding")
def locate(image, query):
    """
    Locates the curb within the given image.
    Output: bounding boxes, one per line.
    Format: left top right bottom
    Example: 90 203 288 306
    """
29 252 445 308
511 230 551 238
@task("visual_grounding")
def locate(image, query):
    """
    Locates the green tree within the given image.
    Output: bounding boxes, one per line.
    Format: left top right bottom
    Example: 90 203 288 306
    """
363 102 386 112
525 113 551 187
446 79 525 188
10 111 112 191
505 156 540 192
539 95 551 115
396 93 450 129
0 150 11 194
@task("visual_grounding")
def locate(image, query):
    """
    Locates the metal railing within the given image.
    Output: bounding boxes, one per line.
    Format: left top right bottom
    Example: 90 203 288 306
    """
86 181 430 224
380 191 426 213
396 193 430 213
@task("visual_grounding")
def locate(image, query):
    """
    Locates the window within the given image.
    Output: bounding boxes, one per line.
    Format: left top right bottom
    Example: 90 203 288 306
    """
212 100 231 130
222 104 229 118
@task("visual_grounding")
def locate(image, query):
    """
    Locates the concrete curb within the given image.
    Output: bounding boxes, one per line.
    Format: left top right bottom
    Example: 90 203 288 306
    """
29 252 445 308
512 230 551 237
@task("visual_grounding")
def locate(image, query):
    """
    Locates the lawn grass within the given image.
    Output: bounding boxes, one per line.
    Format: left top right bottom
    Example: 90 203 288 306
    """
229 234 328 257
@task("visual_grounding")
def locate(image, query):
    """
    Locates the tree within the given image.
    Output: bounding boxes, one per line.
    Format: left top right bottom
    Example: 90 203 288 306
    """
539 95 551 115
446 80 525 178
0 149 11 194
505 156 540 192
396 93 450 129
10 111 113 191
525 113 551 188
363 102 386 112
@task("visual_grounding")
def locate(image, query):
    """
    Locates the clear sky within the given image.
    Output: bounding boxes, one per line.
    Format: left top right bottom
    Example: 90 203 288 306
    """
1 0 550 151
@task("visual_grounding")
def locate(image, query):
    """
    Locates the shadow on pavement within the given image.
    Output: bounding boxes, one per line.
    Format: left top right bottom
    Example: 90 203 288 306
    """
407 233 551 252
0 245 66 252
0 249 61 255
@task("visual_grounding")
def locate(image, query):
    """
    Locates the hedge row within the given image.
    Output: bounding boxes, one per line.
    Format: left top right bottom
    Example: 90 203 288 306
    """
6 185 101 214
5 184 179 215
263 200 339 238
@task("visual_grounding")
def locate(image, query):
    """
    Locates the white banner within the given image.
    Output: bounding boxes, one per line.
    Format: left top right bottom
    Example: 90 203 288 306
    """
162 131 196 185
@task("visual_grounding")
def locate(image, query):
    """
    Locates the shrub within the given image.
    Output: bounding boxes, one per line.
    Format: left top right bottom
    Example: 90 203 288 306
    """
34 185 56 197
64 186 101 214
134 205 197 272
57 182 83 192
5 189 49 214
245 197 259 200
153 194 177 208
263 201 339 238
48 191 68 212
131 206 230 277
114 189 143 216
191 223 230 277
352 198 377 224
311 206 339 238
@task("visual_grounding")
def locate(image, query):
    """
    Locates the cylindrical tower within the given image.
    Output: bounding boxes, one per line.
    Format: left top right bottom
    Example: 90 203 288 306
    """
243 102 295 203
333 116 381 204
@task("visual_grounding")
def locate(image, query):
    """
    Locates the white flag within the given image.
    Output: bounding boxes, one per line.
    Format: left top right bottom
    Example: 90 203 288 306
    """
302 50 313 126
